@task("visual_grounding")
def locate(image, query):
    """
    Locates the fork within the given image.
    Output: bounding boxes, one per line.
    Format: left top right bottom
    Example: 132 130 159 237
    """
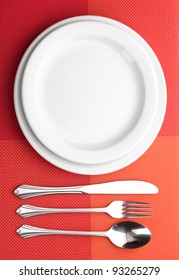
16 201 152 219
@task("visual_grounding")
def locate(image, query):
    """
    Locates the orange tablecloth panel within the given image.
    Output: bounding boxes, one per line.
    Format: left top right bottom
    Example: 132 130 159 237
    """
90 136 179 259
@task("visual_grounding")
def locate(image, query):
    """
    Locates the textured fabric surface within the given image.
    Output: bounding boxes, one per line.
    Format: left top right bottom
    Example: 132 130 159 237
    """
0 0 179 260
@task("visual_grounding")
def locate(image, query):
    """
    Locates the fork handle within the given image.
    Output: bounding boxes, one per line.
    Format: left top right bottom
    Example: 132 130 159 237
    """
17 204 105 218
14 185 83 199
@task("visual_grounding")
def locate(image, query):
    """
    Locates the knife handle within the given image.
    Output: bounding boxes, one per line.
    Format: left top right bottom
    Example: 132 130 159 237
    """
14 185 83 199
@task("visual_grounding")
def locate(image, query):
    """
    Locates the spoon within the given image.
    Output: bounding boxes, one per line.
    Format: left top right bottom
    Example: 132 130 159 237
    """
17 221 151 249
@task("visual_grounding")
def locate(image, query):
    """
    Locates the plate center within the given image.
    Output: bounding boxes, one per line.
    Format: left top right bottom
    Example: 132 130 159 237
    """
35 38 145 149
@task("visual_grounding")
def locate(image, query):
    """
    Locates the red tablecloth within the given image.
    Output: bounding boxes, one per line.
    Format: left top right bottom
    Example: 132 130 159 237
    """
0 0 179 259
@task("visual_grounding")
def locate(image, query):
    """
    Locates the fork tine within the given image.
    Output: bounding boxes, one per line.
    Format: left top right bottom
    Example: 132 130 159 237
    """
124 214 152 218
123 209 152 214
123 201 151 205
124 206 152 210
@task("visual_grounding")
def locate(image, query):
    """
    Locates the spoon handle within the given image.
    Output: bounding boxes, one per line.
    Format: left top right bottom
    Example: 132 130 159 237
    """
17 204 105 218
17 225 106 238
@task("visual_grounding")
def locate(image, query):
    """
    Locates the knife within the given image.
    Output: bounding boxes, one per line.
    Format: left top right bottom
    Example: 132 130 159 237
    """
14 180 158 199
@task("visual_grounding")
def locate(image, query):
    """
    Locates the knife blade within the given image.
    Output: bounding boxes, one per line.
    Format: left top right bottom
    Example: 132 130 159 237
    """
81 180 158 194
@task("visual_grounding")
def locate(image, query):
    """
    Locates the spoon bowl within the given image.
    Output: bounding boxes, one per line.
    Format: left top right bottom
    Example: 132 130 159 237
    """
107 221 151 249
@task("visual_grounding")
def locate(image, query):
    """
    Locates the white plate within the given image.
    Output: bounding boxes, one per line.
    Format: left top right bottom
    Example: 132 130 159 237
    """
14 16 166 174
21 19 159 164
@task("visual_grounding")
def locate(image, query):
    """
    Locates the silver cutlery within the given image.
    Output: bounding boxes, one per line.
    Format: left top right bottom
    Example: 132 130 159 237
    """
16 221 151 248
14 180 158 199
16 201 152 218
